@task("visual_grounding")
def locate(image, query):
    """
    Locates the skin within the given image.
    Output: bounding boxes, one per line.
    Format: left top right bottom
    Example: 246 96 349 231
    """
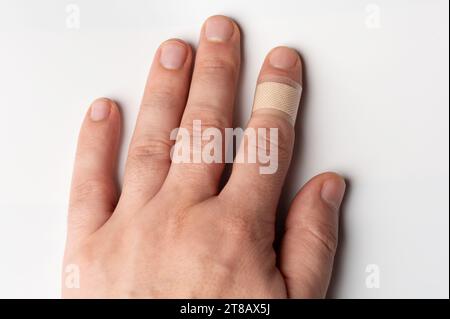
63 15 346 298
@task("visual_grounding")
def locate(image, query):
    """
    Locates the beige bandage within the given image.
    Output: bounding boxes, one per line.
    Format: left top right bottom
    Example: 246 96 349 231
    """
252 81 302 124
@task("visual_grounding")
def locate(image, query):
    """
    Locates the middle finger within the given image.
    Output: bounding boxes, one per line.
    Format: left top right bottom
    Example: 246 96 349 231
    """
164 15 241 201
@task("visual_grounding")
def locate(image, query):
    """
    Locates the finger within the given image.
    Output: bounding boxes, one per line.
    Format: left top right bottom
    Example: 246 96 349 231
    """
221 47 302 222
280 172 346 298
120 39 193 208
68 98 121 244
164 15 241 201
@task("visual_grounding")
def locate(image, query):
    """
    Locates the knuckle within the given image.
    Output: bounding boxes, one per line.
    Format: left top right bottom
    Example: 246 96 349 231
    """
297 221 338 256
251 117 294 161
128 137 173 165
220 212 268 244
196 57 238 82
183 108 229 131
141 87 179 111
252 115 294 140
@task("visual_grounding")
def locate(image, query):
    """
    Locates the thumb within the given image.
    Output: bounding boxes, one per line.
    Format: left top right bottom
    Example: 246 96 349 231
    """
280 172 346 298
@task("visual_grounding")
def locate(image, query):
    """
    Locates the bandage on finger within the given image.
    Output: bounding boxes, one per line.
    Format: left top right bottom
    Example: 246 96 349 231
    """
252 80 302 125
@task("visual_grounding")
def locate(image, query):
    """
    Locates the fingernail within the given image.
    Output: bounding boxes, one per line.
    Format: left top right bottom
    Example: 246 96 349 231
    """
205 16 234 42
159 41 188 70
269 47 299 70
321 177 346 211
90 99 111 122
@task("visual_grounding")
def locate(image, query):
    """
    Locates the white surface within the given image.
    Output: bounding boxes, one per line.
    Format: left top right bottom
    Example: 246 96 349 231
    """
0 0 448 298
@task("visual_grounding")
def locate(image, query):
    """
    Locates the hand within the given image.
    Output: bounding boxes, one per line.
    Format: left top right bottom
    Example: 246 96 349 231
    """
63 15 346 298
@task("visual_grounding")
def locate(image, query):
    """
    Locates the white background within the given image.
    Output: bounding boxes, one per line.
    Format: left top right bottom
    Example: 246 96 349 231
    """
0 0 448 298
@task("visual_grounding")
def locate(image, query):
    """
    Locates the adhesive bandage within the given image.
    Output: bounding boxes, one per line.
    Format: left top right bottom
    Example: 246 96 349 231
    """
252 81 302 124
